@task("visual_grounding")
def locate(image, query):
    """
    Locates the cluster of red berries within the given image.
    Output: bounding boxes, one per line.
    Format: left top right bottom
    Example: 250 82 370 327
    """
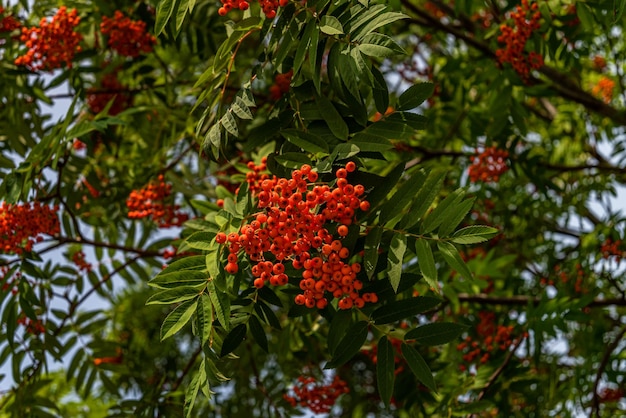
14 7 82 71
215 162 377 310
1 266 19 295
126 175 189 228
218 0 290 18
17 314 45 335
423 1 446 19
601 238 624 263
468 146 509 183
93 348 123 366
0 202 60 254
71 250 92 273
598 387 625 403
86 72 133 115
269 69 293 100
457 311 516 368
283 374 349 414
592 55 607 72
363 337 405 375
495 0 543 80
100 11 156 58
0 7 21 34
543 263 585 293
592 77 615 104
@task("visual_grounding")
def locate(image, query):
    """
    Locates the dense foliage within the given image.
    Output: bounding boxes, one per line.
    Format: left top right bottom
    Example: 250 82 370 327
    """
1 0 625 416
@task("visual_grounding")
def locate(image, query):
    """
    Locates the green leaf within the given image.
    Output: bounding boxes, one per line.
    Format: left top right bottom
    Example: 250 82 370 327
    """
371 65 389 113
414 239 438 292
156 255 206 277
364 226 383 279
377 336 395 407
185 231 218 251
350 132 393 152
450 226 500 245
231 96 253 120
352 11 408 41
401 343 436 391
161 299 198 340
387 233 407 292
175 0 189 34
399 170 446 229
328 309 352 354
438 198 475 237
371 297 442 325
294 20 315 75
220 323 247 357
317 95 349 140
325 321 368 369
437 241 473 281
320 15 344 35
405 322 468 346
274 152 313 169
184 358 207 418
420 189 465 234
248 315 268 353
257 287 283 307
155 0 176 35
209 284 231 331
358 33 405 57
149 270 208 289
197 294 213 346
146 286 201 305
220 111 238 137
380 169 427 225
281 129 329 154
398 82 435 111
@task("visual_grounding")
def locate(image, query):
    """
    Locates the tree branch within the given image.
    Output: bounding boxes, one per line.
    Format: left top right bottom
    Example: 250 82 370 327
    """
455 293 626 308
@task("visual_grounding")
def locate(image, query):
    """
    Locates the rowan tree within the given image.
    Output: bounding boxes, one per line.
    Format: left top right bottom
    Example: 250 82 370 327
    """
0 0 625 417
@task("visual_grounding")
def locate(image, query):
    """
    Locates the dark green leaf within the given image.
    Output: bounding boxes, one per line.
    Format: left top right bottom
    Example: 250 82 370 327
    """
405 322 468 346
371 297 442 325
380 169 427 225
401 343 436 391
325 321 368 369
398 83 435 111
364 226 383 279
327 309 352 354
220 323 247 357
399 169 446 229
377 336 395 406
317 95 348 140
248 315 268 353
281 129 329 154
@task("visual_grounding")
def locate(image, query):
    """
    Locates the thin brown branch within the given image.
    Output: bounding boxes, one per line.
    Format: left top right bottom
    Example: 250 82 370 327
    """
475 334 526 402
170 345 203 392
56 236 162 257
455 293 626 308
400 0 626 126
